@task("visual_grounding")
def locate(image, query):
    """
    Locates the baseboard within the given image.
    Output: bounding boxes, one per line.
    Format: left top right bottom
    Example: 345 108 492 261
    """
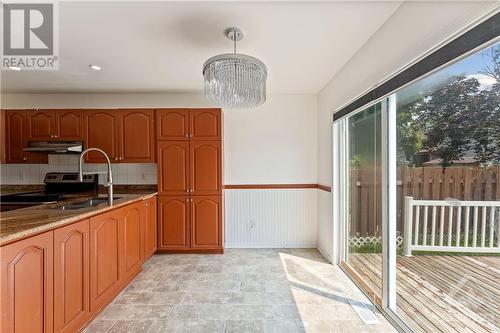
317 246 333 263
224 244 317 249
155 248 224 254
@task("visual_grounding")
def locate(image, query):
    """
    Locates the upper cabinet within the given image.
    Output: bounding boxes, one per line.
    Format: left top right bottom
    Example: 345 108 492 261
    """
27 110 84 141
84 109 155 163
0 110 5 163
84 110 120 163
54 110 84 140
189 109 221 140
119 109 155 163
5 110 48 164
156 108 221 141
156 109 189 141
27 110 55 140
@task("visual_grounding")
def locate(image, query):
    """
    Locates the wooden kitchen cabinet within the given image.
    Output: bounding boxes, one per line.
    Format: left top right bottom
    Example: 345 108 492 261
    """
1 109 7 163
158 196 191 250
191 196 222 249
24 109 85 141
119 109 155 162
5 110 47 163
0 231 54 333
5 110 24 163
84 110 120 163
89 209 122 313
84 109 155 163
156 108 223 253
157 141 190 195
156 108 220 141
27 109 55 140
54 219 90 333
189 108 221 140
54 110 84 140
190 140 222 195
120 202 144 282
145 196 158 259
156 109 189 140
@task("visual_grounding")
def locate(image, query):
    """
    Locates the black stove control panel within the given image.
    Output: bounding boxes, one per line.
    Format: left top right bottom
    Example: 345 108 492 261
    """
44 172 97 184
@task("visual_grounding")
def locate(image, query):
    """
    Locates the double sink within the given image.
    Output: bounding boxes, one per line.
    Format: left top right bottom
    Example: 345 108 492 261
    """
54 197 120 210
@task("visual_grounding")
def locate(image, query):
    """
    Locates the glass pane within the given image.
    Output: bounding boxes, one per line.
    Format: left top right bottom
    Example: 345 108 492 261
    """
344 102 383 304
395 42 500 332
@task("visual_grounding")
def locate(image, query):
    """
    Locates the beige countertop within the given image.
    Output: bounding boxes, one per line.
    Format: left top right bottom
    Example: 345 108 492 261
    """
0 191 157 246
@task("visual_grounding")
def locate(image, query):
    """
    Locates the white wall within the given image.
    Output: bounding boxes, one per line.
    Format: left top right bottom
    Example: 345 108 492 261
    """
316 1 498 260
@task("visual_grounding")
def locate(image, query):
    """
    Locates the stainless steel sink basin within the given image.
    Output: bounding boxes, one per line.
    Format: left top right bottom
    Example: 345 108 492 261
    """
53 197 120 210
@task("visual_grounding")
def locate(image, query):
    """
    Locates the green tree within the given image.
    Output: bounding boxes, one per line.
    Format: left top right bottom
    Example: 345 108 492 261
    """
419 76 480 167
397 98 424 165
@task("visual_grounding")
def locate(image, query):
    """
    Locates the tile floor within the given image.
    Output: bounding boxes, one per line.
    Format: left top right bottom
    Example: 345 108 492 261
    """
85 249 397 333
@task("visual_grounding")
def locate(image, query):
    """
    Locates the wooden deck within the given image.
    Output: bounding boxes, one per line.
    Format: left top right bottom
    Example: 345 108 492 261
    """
347 254 500 333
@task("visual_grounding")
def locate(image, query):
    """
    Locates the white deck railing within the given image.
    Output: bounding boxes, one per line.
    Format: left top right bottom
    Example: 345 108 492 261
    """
403 196 500 256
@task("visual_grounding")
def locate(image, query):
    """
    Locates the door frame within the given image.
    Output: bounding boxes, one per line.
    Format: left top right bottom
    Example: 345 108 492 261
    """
332 96 415 333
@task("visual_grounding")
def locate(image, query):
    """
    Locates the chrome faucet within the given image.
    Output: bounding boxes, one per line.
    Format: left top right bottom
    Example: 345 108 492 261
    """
78 148 114 205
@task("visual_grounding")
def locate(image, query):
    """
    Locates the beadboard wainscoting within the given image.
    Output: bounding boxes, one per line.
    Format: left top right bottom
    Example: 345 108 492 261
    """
317 189 333 263
224 188 318 248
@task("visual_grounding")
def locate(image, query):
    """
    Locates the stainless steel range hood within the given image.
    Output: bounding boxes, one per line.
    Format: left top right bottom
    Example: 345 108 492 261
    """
23 141 84 154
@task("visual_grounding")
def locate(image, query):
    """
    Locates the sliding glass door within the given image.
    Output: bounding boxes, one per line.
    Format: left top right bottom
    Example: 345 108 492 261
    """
342 102 383 306
334 40 500 333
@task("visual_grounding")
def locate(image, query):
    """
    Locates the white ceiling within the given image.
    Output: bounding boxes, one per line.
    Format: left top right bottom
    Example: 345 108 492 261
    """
1 1 403 94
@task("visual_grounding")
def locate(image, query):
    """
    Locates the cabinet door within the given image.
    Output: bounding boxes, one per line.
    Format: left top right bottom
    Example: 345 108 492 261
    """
190 141 222 195
119 109 155 162
84 110 119 163
189 109 221 140
120 202 143 281
54 220 90 333
27 110 56 140
157 141 190 195
145 196 157 259
55 110 84 140
191 196 222 249
0 231 54 333
158 196 190 250
5 110 26 163
156 109 189 141
1 110 5 163
89 210 121 313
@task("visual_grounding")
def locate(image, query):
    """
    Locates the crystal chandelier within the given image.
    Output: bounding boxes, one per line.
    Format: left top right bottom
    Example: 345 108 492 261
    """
203 28 267 108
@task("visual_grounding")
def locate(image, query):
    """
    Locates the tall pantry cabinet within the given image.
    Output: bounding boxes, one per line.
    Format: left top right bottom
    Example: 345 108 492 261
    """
156 109 223 253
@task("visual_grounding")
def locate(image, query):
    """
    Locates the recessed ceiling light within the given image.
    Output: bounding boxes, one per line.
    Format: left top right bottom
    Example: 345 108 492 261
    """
88 64 102 71
9 66 21 71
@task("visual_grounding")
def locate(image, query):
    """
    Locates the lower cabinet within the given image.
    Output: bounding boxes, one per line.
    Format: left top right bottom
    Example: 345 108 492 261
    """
0 196 158 333
191 196 222 249
1 232 54 333
145 196 158 259
158 196 190 250
158 195 222 251
120 202 144 282
54 219 90 333
89 209 122 313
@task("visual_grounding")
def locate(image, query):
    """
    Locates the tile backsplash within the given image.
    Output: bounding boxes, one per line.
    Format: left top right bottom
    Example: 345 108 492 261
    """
0 154 157 185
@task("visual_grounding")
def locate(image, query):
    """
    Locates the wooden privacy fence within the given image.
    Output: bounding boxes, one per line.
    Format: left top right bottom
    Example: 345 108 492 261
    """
349 166 500 236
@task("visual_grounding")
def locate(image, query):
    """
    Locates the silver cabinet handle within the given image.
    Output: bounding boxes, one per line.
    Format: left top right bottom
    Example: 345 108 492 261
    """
22 157 27 161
